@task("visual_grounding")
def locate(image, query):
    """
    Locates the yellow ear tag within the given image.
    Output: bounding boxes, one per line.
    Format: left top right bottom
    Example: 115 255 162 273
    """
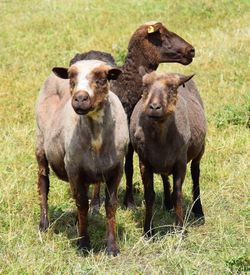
147 26 155 33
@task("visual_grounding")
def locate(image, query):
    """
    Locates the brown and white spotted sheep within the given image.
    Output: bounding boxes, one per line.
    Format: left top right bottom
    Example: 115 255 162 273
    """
69 21 196 211
130 72 206 236
35 60 129 256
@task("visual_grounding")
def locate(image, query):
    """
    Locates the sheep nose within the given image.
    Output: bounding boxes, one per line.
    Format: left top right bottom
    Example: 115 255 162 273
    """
150 103 162 110
186 46 195 58
74 92 89 103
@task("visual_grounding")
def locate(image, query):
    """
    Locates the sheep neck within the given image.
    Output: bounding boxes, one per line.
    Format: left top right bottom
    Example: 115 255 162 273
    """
110 49 159 119
143 114 174 145
124 47 159 73
77 100 113 143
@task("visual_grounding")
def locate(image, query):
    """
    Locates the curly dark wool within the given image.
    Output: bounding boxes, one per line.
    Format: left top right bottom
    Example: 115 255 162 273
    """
69 50 116 66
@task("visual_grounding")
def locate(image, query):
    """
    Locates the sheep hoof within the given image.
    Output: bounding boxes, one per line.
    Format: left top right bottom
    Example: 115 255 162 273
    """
106 245 120 257
77 237 91 251
124 198 136 209
123 193 136 209
164 201 173 211
39 219 49 232
143 229 155 239
126 202 136 209
193 213 205 225
175 227 188 239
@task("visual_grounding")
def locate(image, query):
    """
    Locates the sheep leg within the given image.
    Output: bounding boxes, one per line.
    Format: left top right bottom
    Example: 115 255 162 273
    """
90 182 101 214
36 148 50 232
105 165 122 256
161 174 173 211
140 161 155 238
123 143 135 208
71 181 90 250
191 160 204 219
172 162 186 228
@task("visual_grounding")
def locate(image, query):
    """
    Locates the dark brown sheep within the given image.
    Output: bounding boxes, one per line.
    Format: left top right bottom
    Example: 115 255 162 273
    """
130 72 206 236
70 21 196 210
35 60 129 255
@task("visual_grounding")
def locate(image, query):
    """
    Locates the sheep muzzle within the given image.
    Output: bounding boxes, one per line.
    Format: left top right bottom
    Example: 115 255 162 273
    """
72 91 93 115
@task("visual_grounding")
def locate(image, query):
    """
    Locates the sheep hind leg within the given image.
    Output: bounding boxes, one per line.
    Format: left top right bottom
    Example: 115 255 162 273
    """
105 165 122 256
161 174 173 211
191 160 205 221
89 182 101 214
123 143 135 209
172 162 186 228
140 161 155 238
36 148 50 231
190 145 205 222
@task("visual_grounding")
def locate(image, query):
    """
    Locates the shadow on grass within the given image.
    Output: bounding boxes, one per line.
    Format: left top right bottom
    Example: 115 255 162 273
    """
47 203 126 254
118 186 205 236
45 181 204 254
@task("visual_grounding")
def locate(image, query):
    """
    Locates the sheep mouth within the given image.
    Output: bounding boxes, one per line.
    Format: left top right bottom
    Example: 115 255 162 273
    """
163 53 193 65
180 57 193 65
171 56 193 65
147 114 164 121
74 108 92 115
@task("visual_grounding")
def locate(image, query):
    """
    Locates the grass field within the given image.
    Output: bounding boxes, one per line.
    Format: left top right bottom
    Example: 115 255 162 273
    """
0 0 249 273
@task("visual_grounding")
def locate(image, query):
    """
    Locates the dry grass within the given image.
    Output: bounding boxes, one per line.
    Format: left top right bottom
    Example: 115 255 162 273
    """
0 0 249 273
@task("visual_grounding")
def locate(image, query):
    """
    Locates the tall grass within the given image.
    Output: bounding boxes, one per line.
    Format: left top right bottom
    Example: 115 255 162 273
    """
0 0 249 273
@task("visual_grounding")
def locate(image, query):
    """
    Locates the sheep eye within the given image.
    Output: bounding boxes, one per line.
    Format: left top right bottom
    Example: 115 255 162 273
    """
96 78 107 85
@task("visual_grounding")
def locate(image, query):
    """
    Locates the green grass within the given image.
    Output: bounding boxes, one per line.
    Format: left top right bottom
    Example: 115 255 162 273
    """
0 0 250 273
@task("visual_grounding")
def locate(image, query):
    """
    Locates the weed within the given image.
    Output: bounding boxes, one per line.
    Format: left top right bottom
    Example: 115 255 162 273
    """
215 102 250 128
226 255 250 273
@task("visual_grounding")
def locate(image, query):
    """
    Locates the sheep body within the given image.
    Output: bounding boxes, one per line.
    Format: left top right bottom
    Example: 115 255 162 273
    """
130 72 206 234
36 76 128 181
35 60 129 255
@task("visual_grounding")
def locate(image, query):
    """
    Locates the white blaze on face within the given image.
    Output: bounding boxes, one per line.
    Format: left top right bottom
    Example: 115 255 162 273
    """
73 60 106 97
77 76 92 95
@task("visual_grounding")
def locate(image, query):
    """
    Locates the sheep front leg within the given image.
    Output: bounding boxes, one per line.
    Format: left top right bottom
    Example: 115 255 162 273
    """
105 165 122 256
36 148 50 231
70 181 90 250
124 143 135 208
172 162 186 228
140 161 155 238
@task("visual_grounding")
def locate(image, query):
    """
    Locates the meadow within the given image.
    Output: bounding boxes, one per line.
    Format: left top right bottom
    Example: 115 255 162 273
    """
0 0 249 273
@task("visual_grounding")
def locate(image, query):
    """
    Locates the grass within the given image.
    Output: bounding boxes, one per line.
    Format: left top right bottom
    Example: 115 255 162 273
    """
0 0 250 273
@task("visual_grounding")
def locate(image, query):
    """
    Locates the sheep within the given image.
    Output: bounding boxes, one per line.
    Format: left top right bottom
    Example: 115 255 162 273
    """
70 21 196 210
35 59 129 256
129 72 206 236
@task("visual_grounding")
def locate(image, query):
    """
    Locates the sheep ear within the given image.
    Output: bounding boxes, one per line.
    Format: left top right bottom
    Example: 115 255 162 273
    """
147 22 162 34
142 72 156 85
52 67 69 79
107 68 122 80
177 74 195 87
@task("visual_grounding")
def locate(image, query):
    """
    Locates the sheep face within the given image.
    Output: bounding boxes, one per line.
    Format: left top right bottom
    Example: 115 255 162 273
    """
142 72 194 121
129 22 195 66
53 61 121 115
